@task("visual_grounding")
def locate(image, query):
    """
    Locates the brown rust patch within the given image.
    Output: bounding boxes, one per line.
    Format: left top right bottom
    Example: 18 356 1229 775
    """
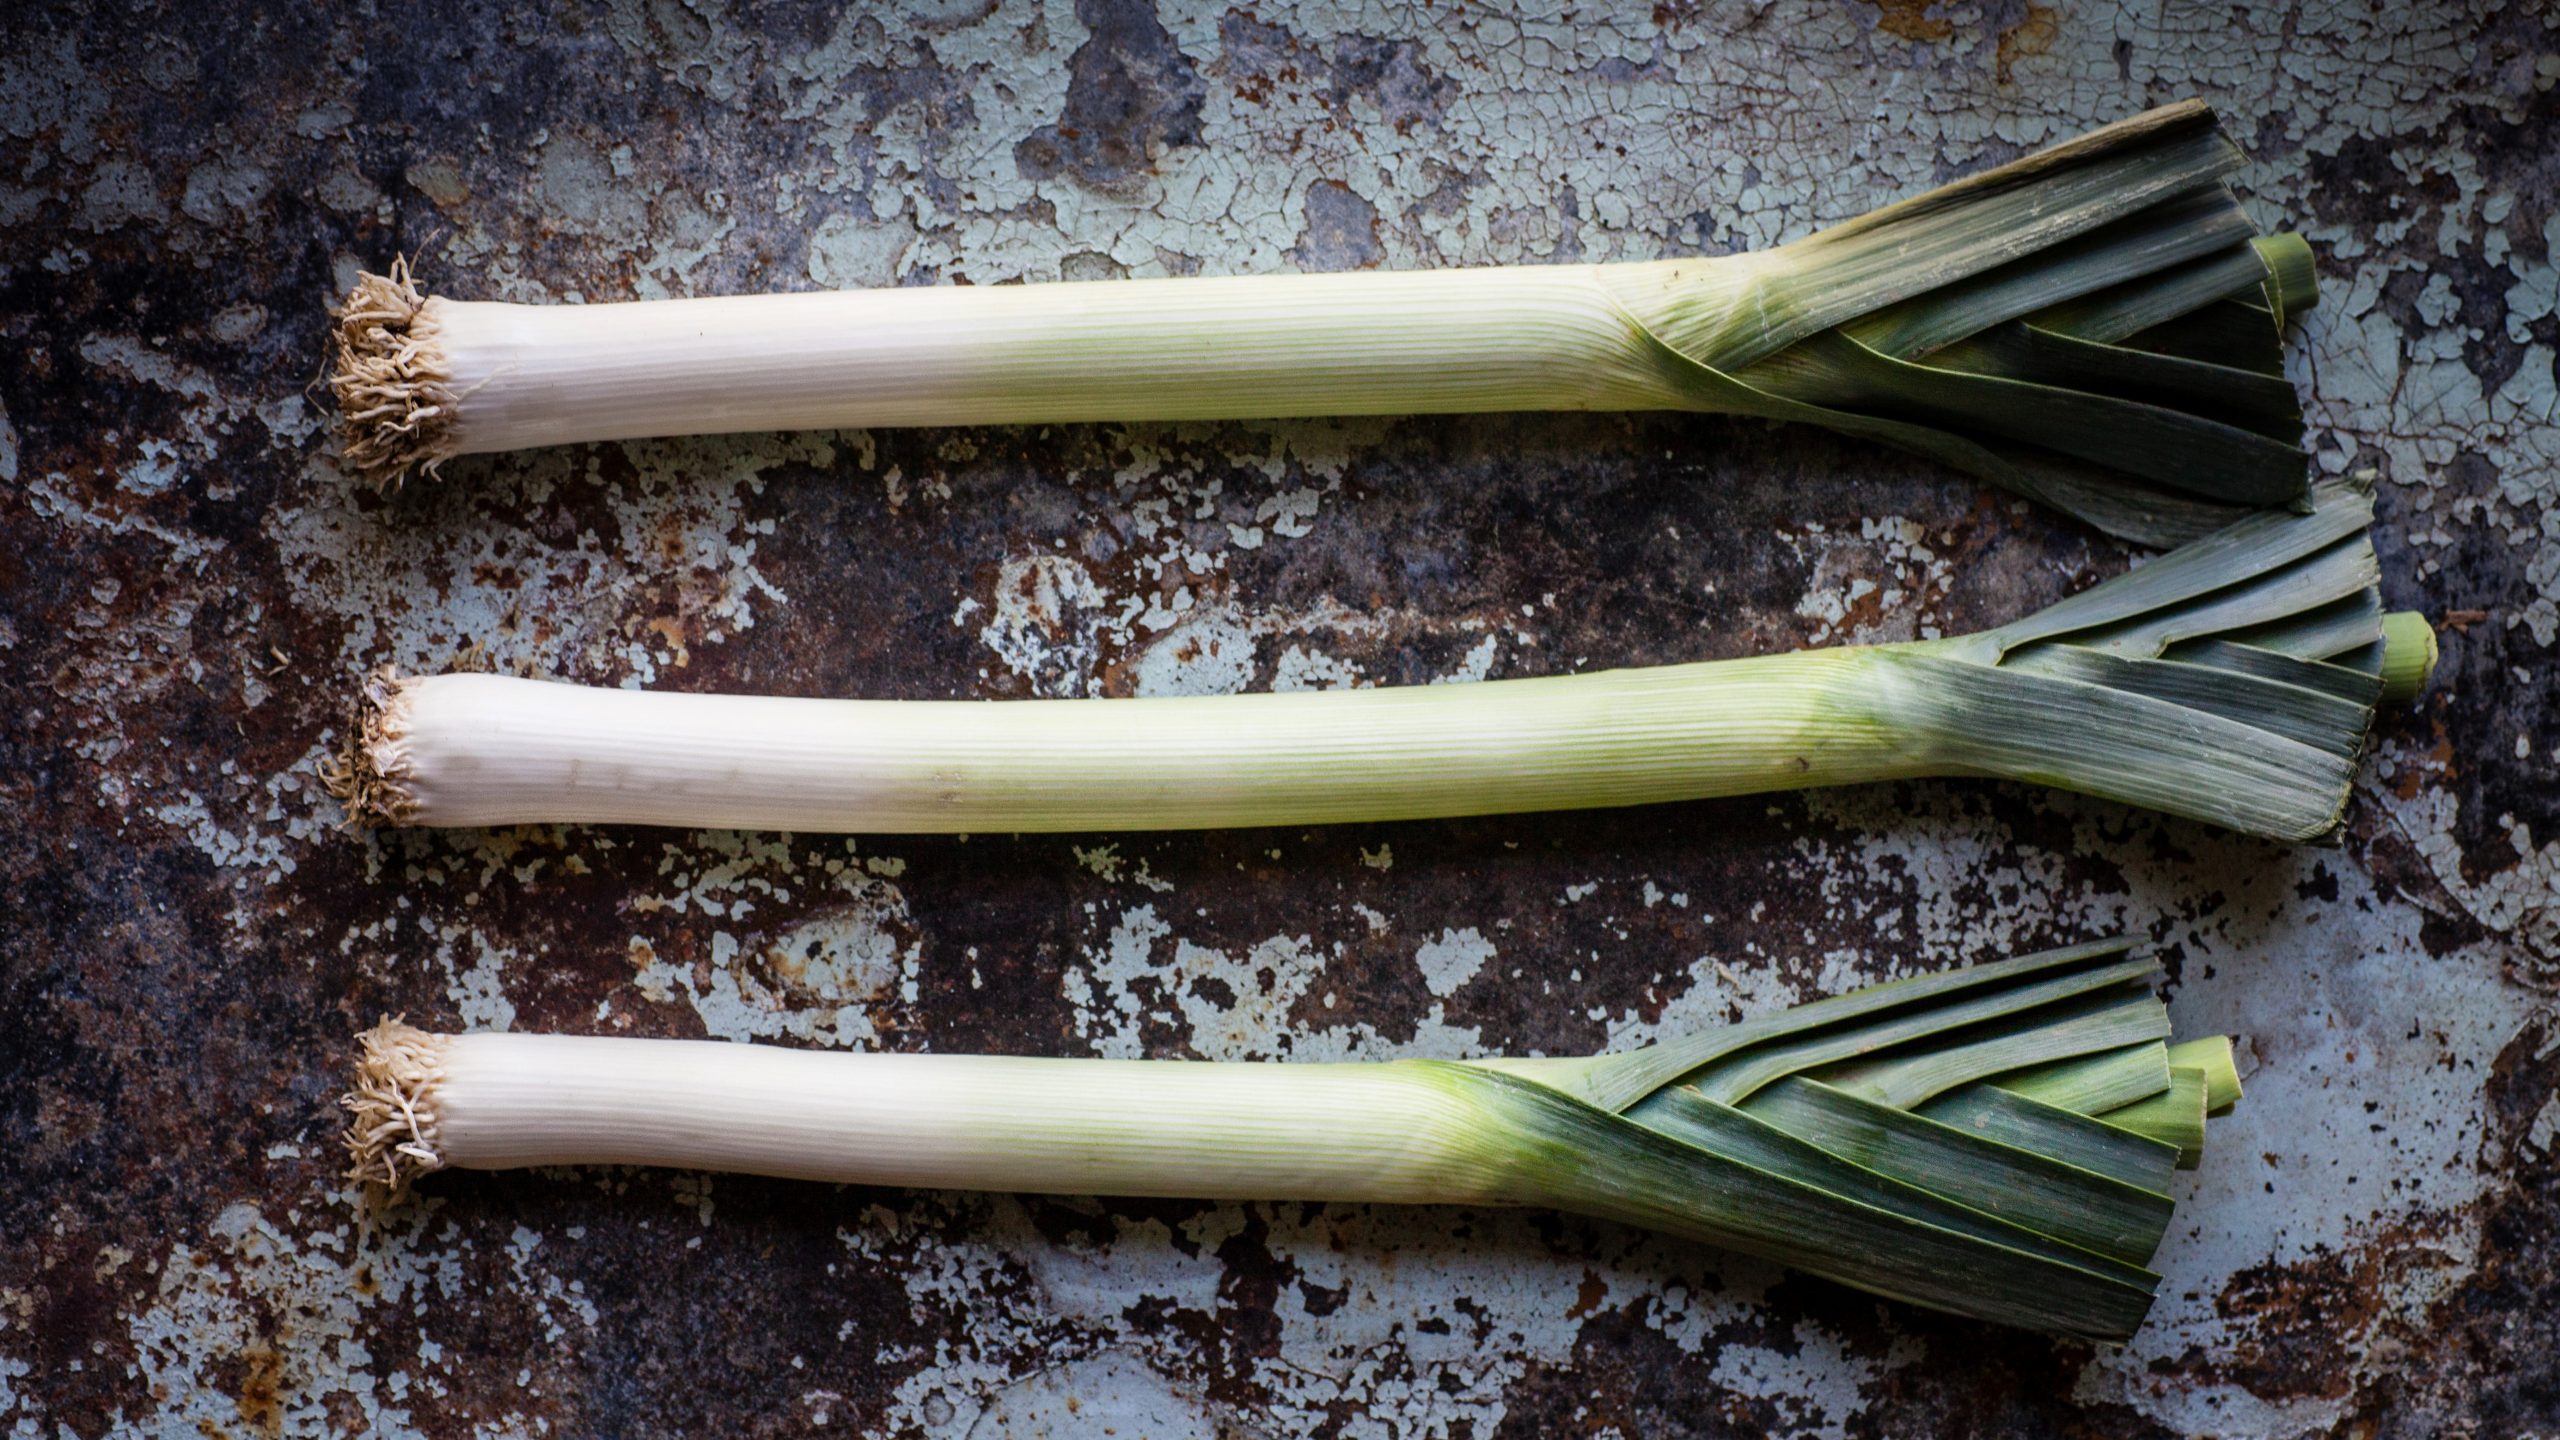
1864 0 1956 44
642 613 691 667
1995 3 2060 83
1567 1270 1609 1319
2209 1238 2417 1403
233 1341 286 1437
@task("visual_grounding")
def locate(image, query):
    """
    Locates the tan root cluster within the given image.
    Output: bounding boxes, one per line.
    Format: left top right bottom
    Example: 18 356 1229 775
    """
342 1018 450 1199
328 258 457 490
318 666 418 829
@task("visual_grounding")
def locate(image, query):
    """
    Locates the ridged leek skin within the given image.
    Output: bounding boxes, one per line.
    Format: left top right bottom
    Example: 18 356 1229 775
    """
353 649 1902 833
326 476 2432 843
347 939 2235 1342
424 1038 1527 1201
331 102 2314 546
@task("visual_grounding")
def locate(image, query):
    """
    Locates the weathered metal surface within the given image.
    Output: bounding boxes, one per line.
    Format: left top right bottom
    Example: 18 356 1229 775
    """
1 0 2553 1434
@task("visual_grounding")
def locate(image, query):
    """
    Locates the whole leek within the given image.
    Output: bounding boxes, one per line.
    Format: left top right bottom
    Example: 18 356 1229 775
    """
332 101 2314 546
325 476 2430 844
348 938 2236 1341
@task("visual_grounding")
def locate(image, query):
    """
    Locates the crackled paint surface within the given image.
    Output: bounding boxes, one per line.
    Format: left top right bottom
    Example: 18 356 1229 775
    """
2 0 2555 1435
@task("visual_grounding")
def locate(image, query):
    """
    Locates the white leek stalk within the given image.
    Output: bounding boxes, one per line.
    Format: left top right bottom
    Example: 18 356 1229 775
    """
326 476 2431 843
347 939 2236 1341
332 101 2315 546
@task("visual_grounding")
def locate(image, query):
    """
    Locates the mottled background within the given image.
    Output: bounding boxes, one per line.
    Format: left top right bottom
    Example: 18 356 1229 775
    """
1 0 2553 1435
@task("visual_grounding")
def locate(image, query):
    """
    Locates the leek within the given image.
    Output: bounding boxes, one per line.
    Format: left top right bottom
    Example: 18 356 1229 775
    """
346 938 2234 1341
325 475 2432 844
332 101 2313 545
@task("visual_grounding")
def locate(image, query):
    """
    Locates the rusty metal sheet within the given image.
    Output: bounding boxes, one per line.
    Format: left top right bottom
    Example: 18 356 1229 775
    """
2 1 2553 1435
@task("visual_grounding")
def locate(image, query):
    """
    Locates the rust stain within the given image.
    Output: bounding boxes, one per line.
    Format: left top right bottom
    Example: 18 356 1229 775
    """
2209 1237 2408 1404
1864 0 1956 44
651 508 692 567
644 613 691 666
1567 1271 1609 1319
2396 717 2457 801
1996 3 2061 84
233 1342 285 1437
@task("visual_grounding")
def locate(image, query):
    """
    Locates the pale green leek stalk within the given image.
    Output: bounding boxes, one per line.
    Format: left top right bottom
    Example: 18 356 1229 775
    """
327 475 2432 843
332 101 2315 546
348 939 2237 1341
